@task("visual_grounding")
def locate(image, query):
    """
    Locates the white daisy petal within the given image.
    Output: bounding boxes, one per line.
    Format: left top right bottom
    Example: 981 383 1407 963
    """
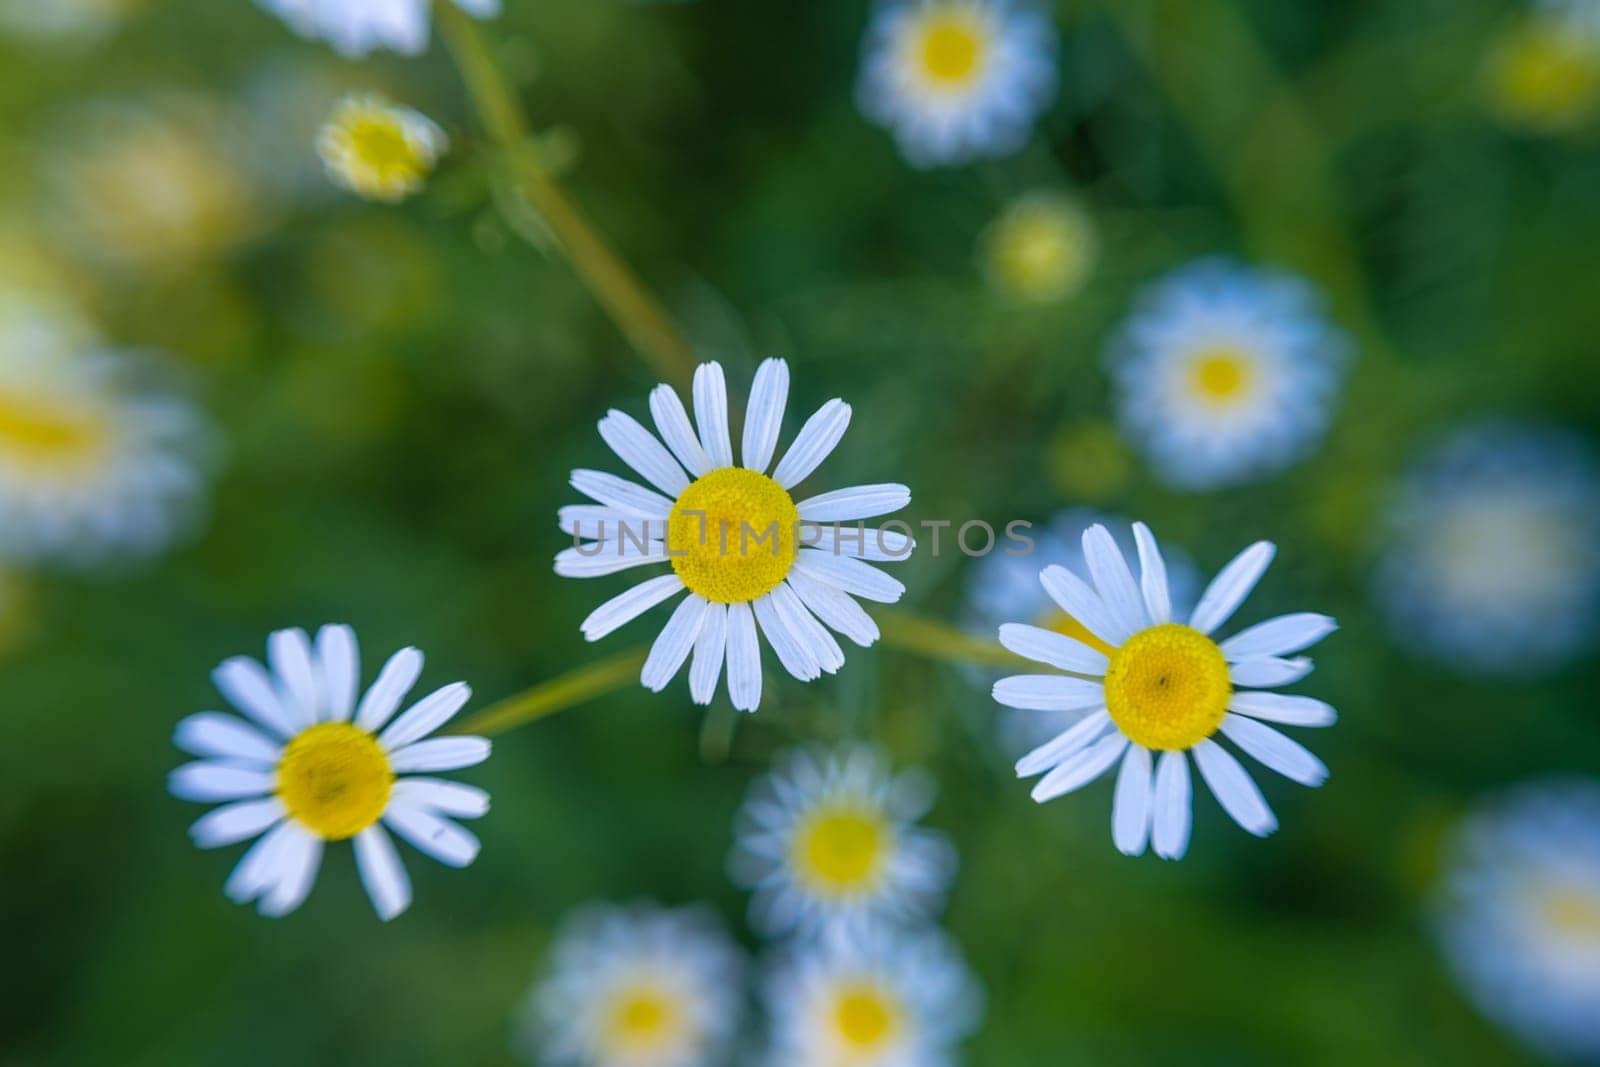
1221 613 1338 659
390 777 491 819
1132 521 1173 625
726 601 763 712
580 574 686 642
793 549 905 603
1229 691 1337 727
1228 656 1314 687
1031 733 1128 802
189 797 286 848
1151 751 1193 860
598 409 691 497
168 761 276 803
1219 714 1329 787
769 582 845 674
1015 710 1111 777
224 820 299 904
753 592 820 682
741 357 790 473
212 656 298 738
314 624 360 722
992 674 1106 712
796 483 911 522
378 682 472 751
1189 541 1276 635
559 504 655 540
997 623 1109 675
689 603 729 705
649 382 713 477
1112 745 1155 856
692 361 734 468
387 736 492 773
804 524 916 562
384 801 481 868
267 628 320 727
640 593 710 692
553 539 666 578
354 825 412 922
1192 738 1278 837
1039 563 1130 646
772 398 851 489
1082 524 1150 635
570 469 675 518
354 646 424 733
173 712 281 766
259 830 323 917
785 572 879 647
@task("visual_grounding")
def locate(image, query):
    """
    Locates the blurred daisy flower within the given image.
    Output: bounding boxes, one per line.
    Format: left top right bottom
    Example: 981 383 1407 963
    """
729 745 955 939
255 0 498 57
1375 422 1600 675
0 349 211 565
994 523 1338 859
856 0 1057 168
317 93 447 203
763 924 982 1067
1484 0 1600 133
520 902 744 1067
979 192 1096 303
556 359 913 713
962 510 1198 756
1108 258 1350 490
168 626 491 920
0 0 137 46
1433 780 1600 1061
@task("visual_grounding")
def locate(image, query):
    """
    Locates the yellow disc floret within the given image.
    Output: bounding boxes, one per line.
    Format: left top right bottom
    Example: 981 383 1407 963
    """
1103 623 1232 751
1188 346 1258 407
1485 16 1600 133
0 389 110 476
600 983 683 1058
832 983 901 1053
793 806 889 895
668 467 799 604
913 10 989 88
276 722 394 840
318 95 444 203
983 196 1096 303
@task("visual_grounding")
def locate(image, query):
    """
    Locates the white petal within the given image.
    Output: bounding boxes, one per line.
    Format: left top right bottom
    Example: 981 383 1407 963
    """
997 624 1108 675
1151 751 1193 860
725 601 763 712
189 797 286 848
598 409 690 496
173 712 281 766
1219 715 1328 786
1039 565 1130 646
355 647 424 733
741 358 789 473
554 540 666 578
692 361 734 468
1031 733 1128 802
224 820 299 905
267 628 319 728
804 524 915 562
354 825 412 922
1228 656 1313 687
559 505 658 540
796 484 911 522
384 802 481 867
770 582 844 674
314 624 359 722
642 594 710 691
1228 691 1337 727
793 550 904 602
212 656 297 738
1112 746 1154 856
580 575 685 642
752 592 820 682
390 777 491 818
649 383 712 477
1082 525 1149 636
772 398 851 489
1221 613 1338 659
1015 710 1111 777
168 762 275 803
689 603 728 704
259 831 323 917
1192 739 1278 837
378 682 472 751
1132 522 1173 625
785 572 879 647
992 674 1105 712
1189 541 1276 635
570 469 675 518
388 736 492 773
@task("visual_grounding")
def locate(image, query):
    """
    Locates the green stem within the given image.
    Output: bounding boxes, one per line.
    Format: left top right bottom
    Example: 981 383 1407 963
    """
433 0 699 389
453 645 649 737
876 610 1027 669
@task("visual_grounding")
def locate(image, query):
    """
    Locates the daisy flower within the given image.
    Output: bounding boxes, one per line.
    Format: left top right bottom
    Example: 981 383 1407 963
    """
729 746 956 939
979 192 1096 303
994 522 1338 859
1432 780 1600 1061
1108 258 1350 490
856 0 1057 168
254 0 498 57
762 923 982 1067
317 93 447 203
168 625 491 920
521 902 744 1067
1375 422 1600 675
962 510 1197 756
555 358 913 713
1484 1 1600 132
0 349 211 565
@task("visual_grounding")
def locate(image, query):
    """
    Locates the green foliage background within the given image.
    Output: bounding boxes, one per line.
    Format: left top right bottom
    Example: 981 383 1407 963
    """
2 0 1599 1063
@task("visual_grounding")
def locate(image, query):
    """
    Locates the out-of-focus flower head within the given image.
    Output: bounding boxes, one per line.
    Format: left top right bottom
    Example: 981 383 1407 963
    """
317 93 447 203
979 192 1096 303
1484 0 1600 133
254 0 499 57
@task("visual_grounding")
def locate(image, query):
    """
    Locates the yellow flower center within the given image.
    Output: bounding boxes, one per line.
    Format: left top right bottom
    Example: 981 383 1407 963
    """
668 467 799 604
0 388 110 475
833 984 901 1052
1539 883 1600 945
343 113 429 185
1103 624 1232 751
793 806 889 895
1486 17 1600 130
1188 346 1257 406
916 13 988 87
601 984 683 1056
985 201 1094 302
276 722 393 840
1040 607 1116 658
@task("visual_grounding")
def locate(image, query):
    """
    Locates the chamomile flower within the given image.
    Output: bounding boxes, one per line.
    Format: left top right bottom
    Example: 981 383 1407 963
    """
729 746 956 939
317 93 446 203
0 349 210 565
1108 259 1350 490
168 625 491 920
994 522 1338 859
522 902 744 1067
856 0 1057 168
556 359 913 713
962 511 1197 756
1432 781 1600 1061
1485 1 1600 132
763 924 982 1067
979 192 1096 303
1375 422 1600 675
254 0 499 57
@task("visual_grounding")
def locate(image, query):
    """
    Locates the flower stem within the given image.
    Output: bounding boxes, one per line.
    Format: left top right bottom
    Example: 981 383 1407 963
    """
876 610 1027 669
453 645 649 737
433 0 699 388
